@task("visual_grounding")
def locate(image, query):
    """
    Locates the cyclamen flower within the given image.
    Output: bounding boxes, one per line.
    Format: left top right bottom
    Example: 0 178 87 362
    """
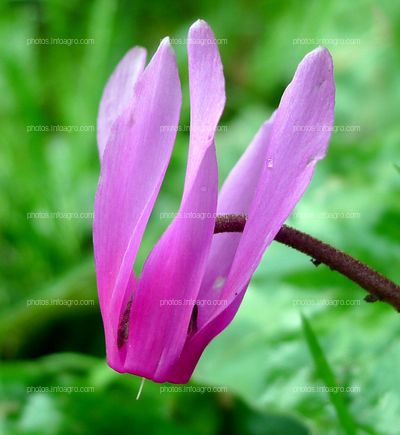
93 20 335 383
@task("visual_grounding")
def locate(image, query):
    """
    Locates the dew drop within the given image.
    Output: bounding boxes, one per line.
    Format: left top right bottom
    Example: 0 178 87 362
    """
213 276 226 290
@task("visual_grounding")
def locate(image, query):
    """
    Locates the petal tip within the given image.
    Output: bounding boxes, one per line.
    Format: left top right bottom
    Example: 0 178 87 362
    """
127 45 147 57
159 36 171 48
191 18 210 29
189 19 213 38
155 37 177 61
308 46 334 69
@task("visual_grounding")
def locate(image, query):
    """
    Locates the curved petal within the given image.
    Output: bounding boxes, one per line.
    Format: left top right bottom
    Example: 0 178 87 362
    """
221 47 335 304
168 47 335 383
93 38 182 371
125 20 226 382
97 47 147 160
196 115 275 328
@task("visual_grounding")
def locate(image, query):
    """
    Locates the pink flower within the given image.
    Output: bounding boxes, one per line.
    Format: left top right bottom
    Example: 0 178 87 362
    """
93 20 335 383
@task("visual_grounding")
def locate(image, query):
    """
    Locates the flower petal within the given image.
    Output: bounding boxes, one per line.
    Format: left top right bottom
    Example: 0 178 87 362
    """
221 47 335 304
168 47 335 383
97 47 147 160
196 115 275 328
93 38 182 371
125 20 225 382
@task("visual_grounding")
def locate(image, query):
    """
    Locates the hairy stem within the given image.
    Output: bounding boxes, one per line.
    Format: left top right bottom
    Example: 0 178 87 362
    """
214 214 400 311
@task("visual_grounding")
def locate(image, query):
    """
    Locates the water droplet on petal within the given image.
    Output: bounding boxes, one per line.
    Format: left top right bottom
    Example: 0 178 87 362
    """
213 276 226 290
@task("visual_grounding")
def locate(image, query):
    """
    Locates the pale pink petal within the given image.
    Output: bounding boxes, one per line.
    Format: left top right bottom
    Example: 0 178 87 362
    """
97 47 147 160
222 47 335 304
125 20 225 382
93 38 182 371
196 115 275 328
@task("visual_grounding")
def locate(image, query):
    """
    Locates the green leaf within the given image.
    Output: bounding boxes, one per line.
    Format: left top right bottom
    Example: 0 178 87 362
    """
301 314 358 435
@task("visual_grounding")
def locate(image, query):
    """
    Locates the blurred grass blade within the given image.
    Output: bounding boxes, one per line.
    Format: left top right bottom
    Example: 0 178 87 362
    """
74 0 118 123
301 314 358 435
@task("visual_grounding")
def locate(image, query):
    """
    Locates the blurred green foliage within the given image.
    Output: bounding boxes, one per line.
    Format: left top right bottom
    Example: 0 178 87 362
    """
1 0 399 433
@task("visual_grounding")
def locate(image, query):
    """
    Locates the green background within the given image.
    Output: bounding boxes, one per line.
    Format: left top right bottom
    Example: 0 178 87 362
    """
1 0 399 433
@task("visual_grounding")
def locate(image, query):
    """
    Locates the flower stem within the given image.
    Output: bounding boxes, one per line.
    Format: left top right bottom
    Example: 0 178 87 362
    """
214 214 400 311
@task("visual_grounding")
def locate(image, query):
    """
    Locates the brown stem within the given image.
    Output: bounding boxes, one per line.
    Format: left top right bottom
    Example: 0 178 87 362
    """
214 214 400 311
